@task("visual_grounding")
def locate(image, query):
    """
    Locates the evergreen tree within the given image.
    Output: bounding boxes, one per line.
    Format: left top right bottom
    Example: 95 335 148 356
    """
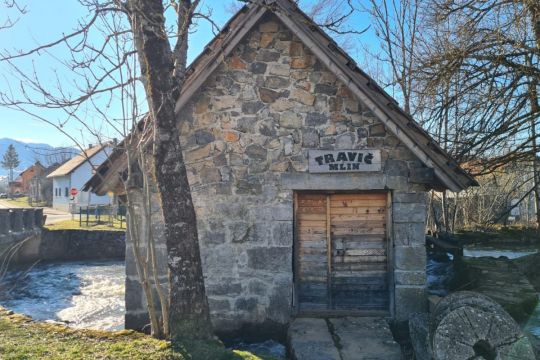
1 144 20 182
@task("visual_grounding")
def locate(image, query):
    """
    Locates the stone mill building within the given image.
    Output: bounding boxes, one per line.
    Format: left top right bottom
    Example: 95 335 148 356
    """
85 0 476 335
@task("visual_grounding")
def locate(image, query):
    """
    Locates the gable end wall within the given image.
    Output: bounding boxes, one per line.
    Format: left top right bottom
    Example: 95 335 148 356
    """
125 14 427 334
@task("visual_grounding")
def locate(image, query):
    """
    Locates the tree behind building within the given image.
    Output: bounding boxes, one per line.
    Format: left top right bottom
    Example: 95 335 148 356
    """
1 144 20 183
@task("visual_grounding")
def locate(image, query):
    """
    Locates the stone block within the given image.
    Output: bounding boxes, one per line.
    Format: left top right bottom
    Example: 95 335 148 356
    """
395 246 426 271
208 298 231 312
228 221 250 243
394 270 426 286
385 175 408 190
280 111 303 129
245 144 267 161
207 281 242 296
393 222 425 246
184 144 212 163
272 221 293 246
259 21 279 33
247 247 291 272
393 202 427 223
125 312 150 331
250 62 267 74
301 128 319 148
193 129 215 145
289 41 304 56
236 116 257 133
259 87 281 103
369 123 386 137
314 83 337 95
393 192 426 203
268 63 289 76
409 167 435 184
260 32 273 48
271 202 293 221
241 101 264 114
125 277 145 311
248 279 268 296
291 88 315 105
256 50 280 62
229 55 247 70
394 285 427 321
199 166 221 184
385 159 408 176
291 57 311 69
265 76 290 89
305 112 327 126
335 132 354 149
267 280 292 323
235 297 258 311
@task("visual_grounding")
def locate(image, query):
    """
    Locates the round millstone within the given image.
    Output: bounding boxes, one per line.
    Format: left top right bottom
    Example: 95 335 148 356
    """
429 291 535 360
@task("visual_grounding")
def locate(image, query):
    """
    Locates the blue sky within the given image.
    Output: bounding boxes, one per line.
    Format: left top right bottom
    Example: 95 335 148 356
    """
0 1 376 147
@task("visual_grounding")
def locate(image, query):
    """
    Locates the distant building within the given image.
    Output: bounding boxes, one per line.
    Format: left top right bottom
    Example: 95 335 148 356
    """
28 162 65 206
20 162 46 193
8 161 46 195
47 144 111 212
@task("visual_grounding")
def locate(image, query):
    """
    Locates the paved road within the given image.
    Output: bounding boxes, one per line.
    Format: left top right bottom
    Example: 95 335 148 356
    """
0 199 72 224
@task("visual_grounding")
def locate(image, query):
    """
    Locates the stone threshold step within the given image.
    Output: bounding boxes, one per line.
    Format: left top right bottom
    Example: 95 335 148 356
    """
287 317 401 360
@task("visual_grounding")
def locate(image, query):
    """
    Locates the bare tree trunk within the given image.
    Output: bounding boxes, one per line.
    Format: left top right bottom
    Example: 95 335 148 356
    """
127 0 212 341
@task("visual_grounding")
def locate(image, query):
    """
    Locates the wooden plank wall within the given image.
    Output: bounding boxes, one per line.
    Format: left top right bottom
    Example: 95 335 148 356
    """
296 192 389 312
297 193 328 310
330 193 388 310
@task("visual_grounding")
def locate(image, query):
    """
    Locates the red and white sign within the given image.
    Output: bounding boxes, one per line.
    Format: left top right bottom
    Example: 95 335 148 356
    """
70 188 78 196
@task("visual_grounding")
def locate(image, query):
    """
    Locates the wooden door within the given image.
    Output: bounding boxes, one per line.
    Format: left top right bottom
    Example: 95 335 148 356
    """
296 192 389 312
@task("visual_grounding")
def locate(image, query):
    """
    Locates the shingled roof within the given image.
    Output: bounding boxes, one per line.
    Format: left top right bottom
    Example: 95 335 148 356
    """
47 144 108 178
85 0 476 194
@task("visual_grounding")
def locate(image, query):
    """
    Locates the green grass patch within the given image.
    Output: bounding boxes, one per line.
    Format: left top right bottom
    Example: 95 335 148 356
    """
3 196 30 207
0 307 272 360
45 215 126 231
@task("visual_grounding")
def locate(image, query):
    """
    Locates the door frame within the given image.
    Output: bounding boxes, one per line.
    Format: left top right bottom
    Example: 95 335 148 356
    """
292 190 394 317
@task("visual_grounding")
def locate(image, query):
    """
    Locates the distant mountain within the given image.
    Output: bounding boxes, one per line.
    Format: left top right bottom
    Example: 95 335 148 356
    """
0 138 78 176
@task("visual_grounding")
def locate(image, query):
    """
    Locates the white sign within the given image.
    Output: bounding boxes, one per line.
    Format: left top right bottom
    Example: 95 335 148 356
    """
308 149 382 173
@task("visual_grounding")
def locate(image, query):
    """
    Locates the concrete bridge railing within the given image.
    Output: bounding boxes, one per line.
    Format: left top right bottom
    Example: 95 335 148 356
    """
0 208 44 234
0 208 44 265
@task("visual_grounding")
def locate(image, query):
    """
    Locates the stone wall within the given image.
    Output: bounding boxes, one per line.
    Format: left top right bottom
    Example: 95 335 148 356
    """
125 13 429 333
39 229 125 262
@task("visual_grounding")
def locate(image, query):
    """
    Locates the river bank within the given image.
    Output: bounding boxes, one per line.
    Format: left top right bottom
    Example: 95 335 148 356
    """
0 306 271 360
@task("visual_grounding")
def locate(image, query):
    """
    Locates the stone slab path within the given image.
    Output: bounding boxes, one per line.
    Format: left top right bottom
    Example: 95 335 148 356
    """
288 317 401 360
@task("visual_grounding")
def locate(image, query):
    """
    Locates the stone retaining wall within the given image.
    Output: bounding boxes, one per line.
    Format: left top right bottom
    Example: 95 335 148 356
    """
38 229 125 262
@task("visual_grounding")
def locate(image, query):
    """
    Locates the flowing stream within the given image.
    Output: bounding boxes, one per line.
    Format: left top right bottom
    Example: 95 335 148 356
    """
0 260 286 358
0 260 125 330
